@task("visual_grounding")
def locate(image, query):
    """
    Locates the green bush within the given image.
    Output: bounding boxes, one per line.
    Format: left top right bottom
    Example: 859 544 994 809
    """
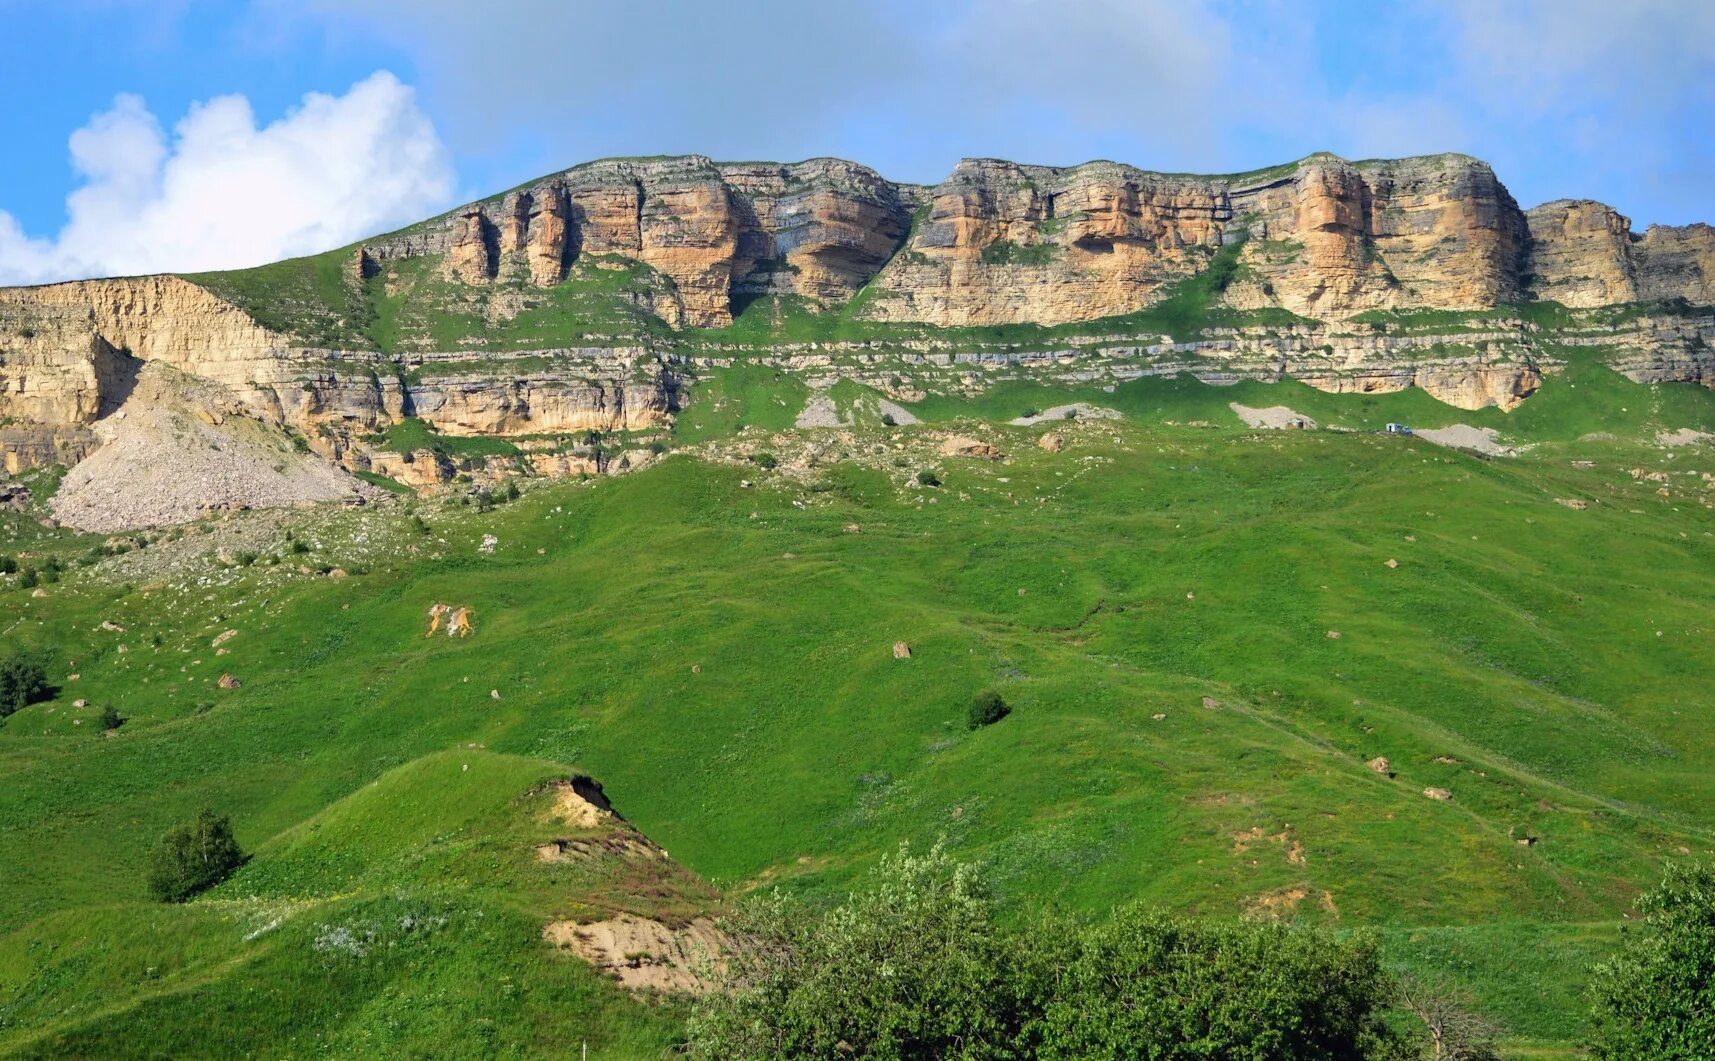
0 653 50 718
916 469 941 488
1586 861 1715 1059
880 413 897 427
967 690 1010 730
688 843 1047 1059
751 452 778 470
0 555 15 575
17 567 38 589
689 843 1399 1060
1033 906 1396 1059
146 809 245 903
100 706 124 731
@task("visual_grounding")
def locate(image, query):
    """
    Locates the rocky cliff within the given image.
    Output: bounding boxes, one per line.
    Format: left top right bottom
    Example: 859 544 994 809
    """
1526 201 1715 307
3 149 1714 526
858 153 1530 326
360 156 922 328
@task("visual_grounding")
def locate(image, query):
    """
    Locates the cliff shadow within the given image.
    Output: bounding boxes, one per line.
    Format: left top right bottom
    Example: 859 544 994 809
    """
94 341 145 418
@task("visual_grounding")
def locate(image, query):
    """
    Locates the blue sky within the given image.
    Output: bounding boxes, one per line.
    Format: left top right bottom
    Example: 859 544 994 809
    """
3 0 1711 282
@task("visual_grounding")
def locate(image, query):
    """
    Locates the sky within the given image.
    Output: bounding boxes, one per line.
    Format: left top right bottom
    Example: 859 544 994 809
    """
1 0 1711 284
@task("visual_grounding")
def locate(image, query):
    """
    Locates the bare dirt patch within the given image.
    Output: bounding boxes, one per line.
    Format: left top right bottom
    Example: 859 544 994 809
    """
1229 403 1316 430
543 915 727 993
1008 403 1122 426
1415 424 1516 457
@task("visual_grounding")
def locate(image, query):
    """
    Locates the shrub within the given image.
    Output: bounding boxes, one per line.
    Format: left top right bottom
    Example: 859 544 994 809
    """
1586 861 1715 1059
880 413 897 427
100 705 124 731
648 441 667 455
690 844 1399 1061
967 690 1010 730
916 469 941 488
1021 407 1040 419
146 809 245 902
0 654 50 718
287 539 310 555
1031 906 1396 1059
751 453 778 470
0 555 15 575
688 843 1045 1059
17 567 37 589
235 551 258 567
499 479 521 502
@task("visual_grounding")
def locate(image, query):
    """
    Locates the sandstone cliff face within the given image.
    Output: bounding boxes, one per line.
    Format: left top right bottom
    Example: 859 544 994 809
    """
856 153 1531 327
1526 203 1715 307
364 156 919 328
1524 200 1638 307
1634 223 1715 304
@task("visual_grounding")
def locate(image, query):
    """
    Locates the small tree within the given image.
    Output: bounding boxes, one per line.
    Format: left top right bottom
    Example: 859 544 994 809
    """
146 809 245 902
100 705 125 732
1587 861 1715 1060
1397 972 1503 1060
0 653 50 718
967 691 1010 730
17 567 37 589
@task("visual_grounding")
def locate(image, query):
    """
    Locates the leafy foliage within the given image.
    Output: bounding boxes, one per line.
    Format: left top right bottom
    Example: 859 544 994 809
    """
967 690 1010 730
1586 862 1715 1060
146 810 246 903
0 653 49 718
690 844 1399 1060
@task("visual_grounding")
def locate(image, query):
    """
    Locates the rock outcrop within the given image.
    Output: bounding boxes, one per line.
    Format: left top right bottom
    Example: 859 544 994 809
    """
363 156 921 328
1527 201 1715 307
855 153 1529 326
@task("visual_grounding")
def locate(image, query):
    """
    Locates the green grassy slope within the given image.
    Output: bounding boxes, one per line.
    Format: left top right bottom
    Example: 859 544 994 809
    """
6 375 1715 1052
0 750 700 1056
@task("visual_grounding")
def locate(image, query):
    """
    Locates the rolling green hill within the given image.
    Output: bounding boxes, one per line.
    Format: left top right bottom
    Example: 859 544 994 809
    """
5 371 1715 1055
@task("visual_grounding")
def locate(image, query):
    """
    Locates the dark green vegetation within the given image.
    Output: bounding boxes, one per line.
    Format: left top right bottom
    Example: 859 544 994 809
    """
1585 862 1715 1060
6 365 1715 1054
0 653 49 718
146 809 246 903
967 690 1010 730
691 843 1397 1059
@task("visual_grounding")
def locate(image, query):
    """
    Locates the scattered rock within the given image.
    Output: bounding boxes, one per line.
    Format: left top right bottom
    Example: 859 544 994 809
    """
1422 787 1453 801
30 588 47 598
1326 630 1342 639
479 534 498 554
1432 755 1459 765
99 620 125 633
843 523 862 533
1366 756 1391 776
892 641 912 660
211 629 238 648
1200 696 1220 710
1037 433 1064 453
1384 558 1399 569
217 673 242 690
490 689 501 700
939 436 1003 460
73 699 88 709
1555 498 1590 510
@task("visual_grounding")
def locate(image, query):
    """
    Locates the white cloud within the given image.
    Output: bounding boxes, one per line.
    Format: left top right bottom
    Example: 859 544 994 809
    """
0 71 455 285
